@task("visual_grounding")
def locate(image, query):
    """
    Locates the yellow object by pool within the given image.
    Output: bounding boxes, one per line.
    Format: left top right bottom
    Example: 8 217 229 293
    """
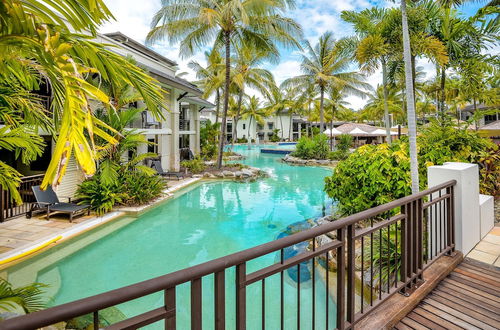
0 235 62 265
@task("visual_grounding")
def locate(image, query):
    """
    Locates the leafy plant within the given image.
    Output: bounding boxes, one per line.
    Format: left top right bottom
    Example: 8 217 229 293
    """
181 157 206 174
478 147 500 198
77 171 166 215
0 279 47 315
121 172 166 206
200 120 220 160
293 134 330 160
363 227 401 291
337 134 353 152
236 138 248 143
76 176 125 215
269 129 281 142
325 120 497 215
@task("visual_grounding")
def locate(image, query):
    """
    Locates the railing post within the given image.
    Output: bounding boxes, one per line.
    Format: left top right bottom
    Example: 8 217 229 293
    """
165 287 176 329
236 263 246 330
445 185 455 254
346 225 355 325
400 204 409 295
416 199 424 281
336 227 345 329
191 279 202 330
214 271 225 330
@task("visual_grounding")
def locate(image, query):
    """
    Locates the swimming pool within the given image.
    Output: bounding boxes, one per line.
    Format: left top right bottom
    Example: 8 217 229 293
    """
5 145 336 328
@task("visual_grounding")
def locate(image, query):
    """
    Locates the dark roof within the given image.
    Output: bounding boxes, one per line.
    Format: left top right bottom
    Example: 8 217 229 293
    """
148 70 203 96
459 103 499 112
104 32 177 67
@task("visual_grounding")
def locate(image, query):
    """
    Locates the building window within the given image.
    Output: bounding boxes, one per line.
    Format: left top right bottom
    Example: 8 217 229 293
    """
268 122 273 130
147 138 157 153
243 123 246 130
257 124 263 130
484 114 498 124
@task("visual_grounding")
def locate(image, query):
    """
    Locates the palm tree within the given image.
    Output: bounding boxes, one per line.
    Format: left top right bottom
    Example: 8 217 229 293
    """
263 84 295 139
241 96 267 147
324 87 351 150
1 0 165 192
147 0 302 169
400 0 420 193
188 49 225 123
342 7 393 142
360 85 404 125
231 44 275 144
0 279 46 314
284 32 369 133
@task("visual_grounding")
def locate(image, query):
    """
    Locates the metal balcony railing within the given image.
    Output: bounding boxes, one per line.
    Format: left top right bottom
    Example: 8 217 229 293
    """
179 119 190 131
2 180 456 329
0 174 44 222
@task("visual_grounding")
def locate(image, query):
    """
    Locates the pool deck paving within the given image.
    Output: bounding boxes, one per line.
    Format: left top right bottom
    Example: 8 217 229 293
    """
0 177 199 262
466 224 500 268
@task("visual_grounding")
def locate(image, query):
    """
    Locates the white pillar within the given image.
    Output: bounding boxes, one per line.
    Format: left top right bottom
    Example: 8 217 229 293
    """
169 89 180 171
427 162 481 255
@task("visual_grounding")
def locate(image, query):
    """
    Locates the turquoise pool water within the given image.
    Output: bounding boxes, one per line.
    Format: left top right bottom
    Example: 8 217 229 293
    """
6 145 335 329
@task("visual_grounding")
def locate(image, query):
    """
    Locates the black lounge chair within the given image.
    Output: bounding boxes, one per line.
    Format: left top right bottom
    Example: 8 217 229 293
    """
151 160 185 180
27 185 90 222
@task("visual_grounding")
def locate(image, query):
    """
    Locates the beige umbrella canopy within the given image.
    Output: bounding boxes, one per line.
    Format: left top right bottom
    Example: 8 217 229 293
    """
348 127 368 136
323 128 342 135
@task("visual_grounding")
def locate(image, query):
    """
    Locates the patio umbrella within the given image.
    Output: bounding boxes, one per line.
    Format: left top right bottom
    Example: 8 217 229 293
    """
349 127 368 136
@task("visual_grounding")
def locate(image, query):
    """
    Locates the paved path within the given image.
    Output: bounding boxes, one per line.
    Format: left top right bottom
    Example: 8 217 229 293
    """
466 225 500 268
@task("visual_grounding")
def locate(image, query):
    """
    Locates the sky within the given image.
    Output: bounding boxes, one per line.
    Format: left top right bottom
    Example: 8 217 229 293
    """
99 0 487 110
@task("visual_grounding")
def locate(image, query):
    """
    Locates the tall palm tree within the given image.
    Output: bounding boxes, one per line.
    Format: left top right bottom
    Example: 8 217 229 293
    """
188 50 225 123
263 84 295 138
360 85 404 125
148 0 302 168
400 0 420 193
1 0 165 195
342 8 394 142
231 44 275 144
284 32 369 133
242 96 267 147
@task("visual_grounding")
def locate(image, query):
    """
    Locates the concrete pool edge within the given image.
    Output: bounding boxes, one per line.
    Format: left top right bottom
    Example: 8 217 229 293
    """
0 177 204 267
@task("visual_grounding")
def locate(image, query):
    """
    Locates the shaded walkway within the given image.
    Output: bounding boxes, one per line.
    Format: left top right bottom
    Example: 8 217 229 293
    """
395 259 500 330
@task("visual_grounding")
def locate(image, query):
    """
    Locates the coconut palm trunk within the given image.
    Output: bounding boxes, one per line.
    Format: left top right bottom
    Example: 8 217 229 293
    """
381 57 392 143
401 0 420 194
319 87 325 133
247 115 253 149
439 66 447 119
233 89 244 144
215 88 220 124
217 31 231 169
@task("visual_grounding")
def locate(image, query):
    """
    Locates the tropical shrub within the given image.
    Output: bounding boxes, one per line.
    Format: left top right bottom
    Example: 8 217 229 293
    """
121 172 166 205
77 171 166 215
0 279 47 315
181 157 206 174
325 120 497 216
236 137 248 143
76 176 125 215
478 147 500 197
269 129 281 142
200 120 219 160
337 134 353 152
293 134 329 160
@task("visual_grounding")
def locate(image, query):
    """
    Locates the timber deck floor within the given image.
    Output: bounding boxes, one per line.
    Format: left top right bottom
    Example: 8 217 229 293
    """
395 259 500 330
